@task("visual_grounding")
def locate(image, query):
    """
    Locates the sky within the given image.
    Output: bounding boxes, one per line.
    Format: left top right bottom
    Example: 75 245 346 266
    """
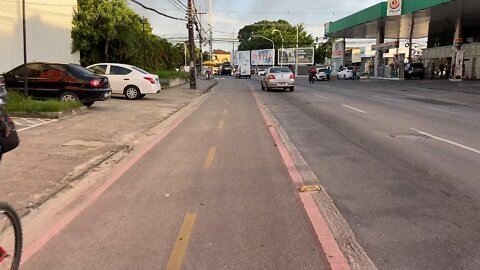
129 0 385 51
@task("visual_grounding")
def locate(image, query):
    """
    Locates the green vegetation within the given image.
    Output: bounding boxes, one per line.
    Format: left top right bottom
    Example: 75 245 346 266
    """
156 71 189 79
238 20 314 51
5 92 83 113
72 0 184 71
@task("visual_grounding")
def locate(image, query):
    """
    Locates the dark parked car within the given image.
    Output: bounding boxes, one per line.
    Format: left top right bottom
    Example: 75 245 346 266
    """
220 64 232 75
404 62 425 79
3 63 111 106
0 76 6 99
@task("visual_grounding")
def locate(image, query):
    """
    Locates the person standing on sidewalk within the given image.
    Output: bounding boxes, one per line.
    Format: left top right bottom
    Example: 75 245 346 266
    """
325 67 331 81
353 66 358 80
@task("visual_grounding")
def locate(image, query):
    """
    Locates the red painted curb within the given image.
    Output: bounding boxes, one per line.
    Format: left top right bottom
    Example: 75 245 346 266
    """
249 86 351 270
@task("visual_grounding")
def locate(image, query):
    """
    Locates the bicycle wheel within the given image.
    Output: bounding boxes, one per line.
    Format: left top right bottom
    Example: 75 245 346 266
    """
0 203 22 270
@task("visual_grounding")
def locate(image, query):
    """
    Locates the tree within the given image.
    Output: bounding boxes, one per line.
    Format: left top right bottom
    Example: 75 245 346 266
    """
72 0 184 71
314 38 334 65
238 20 314 51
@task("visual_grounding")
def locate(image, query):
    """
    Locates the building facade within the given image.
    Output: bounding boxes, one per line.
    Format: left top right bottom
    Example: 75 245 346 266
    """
0 0 80 73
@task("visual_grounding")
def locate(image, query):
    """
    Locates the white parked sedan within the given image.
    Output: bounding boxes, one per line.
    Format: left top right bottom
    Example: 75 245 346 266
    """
337 67 354 80
87 63 161 99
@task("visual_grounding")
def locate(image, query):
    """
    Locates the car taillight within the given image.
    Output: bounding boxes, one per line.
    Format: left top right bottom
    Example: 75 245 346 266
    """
268 75 276 80
90 79 102 88
144 77 155 84
289 74 295 79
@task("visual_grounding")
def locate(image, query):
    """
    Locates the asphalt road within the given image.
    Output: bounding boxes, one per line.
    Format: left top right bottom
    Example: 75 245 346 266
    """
21 78 329 270
19 76 480 270
245 77 480 270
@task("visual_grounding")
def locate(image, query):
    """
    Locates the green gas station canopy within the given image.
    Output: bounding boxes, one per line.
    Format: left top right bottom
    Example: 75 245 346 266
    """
325 0 454 39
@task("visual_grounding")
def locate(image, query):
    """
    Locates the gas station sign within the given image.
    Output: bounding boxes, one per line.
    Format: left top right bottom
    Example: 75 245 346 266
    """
387 0 402 16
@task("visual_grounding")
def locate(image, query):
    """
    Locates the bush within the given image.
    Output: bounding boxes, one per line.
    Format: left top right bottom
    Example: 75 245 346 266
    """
156 71 189 79
5 92 83 112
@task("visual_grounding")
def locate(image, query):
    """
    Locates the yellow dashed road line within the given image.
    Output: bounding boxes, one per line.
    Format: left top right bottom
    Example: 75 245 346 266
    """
166 212 197 270
204 147 217 169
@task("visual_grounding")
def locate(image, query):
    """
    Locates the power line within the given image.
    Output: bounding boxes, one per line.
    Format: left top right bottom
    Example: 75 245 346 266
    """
167 0 186 13
129 0 187 21
175 0 188 9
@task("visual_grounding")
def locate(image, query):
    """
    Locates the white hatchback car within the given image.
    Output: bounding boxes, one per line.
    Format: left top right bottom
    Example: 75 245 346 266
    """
87 63 161 99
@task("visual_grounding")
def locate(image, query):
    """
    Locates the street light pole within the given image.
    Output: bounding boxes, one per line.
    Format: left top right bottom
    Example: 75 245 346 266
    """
22 0 28 95
273 30 284 66
141 17 147 70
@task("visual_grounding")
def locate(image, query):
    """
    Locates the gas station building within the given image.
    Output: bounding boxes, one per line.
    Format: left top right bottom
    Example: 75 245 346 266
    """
325 0 480 80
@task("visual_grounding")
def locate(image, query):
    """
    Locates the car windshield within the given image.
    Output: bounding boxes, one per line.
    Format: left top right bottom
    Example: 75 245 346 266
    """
131 66 150 74
411 63 424 68
270 67 291 73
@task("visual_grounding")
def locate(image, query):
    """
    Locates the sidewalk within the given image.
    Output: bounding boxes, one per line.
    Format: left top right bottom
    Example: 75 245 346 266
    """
0 79 217 216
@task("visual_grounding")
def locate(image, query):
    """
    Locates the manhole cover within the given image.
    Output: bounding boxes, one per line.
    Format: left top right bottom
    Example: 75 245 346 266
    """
390 133 430 140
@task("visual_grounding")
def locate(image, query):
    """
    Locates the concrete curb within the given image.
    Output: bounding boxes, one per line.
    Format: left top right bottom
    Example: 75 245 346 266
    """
9 106 88 119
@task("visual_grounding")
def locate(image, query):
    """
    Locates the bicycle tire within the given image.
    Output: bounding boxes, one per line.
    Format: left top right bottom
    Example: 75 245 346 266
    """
0 202 22 270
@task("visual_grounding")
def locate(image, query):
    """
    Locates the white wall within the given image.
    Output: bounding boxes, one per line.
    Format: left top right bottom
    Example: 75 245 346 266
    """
0 0 80 73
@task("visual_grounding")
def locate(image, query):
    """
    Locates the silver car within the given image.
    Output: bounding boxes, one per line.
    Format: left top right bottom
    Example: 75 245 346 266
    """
260 67 295 92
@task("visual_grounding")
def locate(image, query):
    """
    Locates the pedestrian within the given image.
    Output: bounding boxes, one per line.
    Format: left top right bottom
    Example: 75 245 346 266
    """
446 62 451 79
308 66 317 84
431 62 435 79
325 67 331 81
353 66 358 80
439 63 445 79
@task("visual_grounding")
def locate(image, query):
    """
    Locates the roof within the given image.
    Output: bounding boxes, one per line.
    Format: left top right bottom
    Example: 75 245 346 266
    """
325 0 455 39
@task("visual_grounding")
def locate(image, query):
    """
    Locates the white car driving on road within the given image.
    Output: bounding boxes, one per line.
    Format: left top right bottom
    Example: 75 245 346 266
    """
87 63 161 99
337 67 354 80
260 66 295 92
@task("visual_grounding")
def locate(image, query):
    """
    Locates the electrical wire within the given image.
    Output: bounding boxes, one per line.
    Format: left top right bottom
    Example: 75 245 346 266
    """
129 0 187 21
167 0 186 13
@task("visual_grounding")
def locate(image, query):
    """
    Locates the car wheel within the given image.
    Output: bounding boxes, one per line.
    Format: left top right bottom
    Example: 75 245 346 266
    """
124 85 141 100
83 101 95 107
289 86 294 92
60 92 79 102
337 75 340 79
261 82 265 90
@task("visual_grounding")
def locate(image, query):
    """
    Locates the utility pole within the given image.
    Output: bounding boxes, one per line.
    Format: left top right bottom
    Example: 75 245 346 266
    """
209 0 213 61
232 32 235 63
187 0 196 89
295 25 299 76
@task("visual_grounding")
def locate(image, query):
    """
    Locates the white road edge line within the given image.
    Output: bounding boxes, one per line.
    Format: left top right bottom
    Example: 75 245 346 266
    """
342 104 366 114
17 120 58 132
411 128 480 155
313 94 328 100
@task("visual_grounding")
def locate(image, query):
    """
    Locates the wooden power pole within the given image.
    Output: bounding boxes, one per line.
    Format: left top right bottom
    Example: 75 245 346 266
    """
188 0 196 89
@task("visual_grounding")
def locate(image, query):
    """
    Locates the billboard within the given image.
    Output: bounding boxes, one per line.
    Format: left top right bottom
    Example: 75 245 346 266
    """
332 41 344 59
251 49 274 66
234 51 251 66
297 47 314 65
212 53 231 64
278 47 314 65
